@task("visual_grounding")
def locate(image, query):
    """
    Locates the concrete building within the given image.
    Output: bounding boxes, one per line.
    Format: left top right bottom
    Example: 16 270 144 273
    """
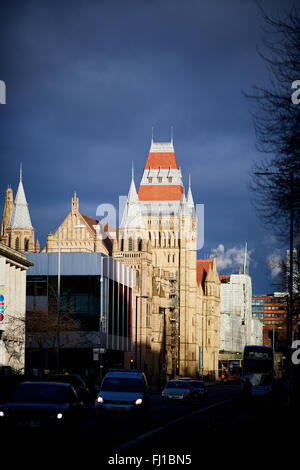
0 242 33 373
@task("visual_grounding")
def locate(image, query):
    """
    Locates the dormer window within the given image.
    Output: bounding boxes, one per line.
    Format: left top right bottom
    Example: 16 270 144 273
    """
168 177 172 183
148 177 152 183
158 177 162 183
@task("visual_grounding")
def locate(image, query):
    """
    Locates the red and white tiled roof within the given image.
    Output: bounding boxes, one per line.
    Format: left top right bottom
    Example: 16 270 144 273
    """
138 140 185 202
120 139 196 229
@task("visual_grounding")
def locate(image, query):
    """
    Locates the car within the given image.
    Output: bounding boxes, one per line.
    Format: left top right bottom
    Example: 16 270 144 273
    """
189 380 208 399
45 374 90 403
161 379 194 403
95 369 150 418
0 381 86 432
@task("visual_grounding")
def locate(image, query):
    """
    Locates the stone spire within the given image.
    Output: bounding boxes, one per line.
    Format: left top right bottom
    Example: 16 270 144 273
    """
7 167 33 229
1 186 14 236
187 174 194 206
186 174 196 217
120 169 144 229
5 166 36 253
180 191 186 205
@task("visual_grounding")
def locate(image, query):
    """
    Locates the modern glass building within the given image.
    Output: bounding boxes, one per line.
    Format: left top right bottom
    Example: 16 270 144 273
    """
25 252 133 374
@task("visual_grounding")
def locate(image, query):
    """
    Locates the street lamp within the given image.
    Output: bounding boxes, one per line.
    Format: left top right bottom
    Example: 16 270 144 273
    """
255 170 294 347
135 295 148 369
99 255 105 383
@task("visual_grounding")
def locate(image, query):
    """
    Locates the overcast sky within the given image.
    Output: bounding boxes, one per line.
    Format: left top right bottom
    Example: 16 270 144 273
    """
0 0 296 294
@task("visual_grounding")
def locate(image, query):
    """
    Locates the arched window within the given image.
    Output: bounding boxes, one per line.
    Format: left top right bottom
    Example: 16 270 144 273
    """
138 239 142 251
15 237 19 251
128 237 133 251
24 238 29 251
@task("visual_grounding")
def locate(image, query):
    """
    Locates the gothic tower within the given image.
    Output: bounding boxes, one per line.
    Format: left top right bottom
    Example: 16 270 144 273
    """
138 138 198 377
117 137 199 379
4 167 38 253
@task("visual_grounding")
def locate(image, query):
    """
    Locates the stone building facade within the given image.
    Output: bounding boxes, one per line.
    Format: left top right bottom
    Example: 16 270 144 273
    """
197 259 221 377
42 192 112 255
113 139 221 379
1 138 221 381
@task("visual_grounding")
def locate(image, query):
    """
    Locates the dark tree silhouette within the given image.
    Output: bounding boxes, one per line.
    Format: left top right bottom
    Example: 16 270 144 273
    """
246 4 300 242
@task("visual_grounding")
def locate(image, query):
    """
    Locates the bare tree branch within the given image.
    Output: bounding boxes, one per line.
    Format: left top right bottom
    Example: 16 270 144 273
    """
245 5 300 242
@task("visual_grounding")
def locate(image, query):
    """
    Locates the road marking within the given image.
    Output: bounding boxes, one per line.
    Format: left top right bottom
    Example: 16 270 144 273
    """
114 398 232 452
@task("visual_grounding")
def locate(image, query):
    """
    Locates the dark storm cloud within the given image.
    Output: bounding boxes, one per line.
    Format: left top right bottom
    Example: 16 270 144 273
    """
0 0 296 293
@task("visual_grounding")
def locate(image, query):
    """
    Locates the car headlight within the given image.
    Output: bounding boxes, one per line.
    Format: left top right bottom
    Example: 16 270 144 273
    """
0 411 7 417
135 398 143 405
56 413 63 420
97 396 104 403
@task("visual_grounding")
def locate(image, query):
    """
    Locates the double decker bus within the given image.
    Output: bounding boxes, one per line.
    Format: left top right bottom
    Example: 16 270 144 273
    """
242 345 274 396
219 359 242 382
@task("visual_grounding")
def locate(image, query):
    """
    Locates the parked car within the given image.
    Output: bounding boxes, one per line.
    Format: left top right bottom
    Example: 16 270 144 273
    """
161 379 194 403
95 369 150 418
0 381 86 431
190 380 208 399
45 374 90 403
